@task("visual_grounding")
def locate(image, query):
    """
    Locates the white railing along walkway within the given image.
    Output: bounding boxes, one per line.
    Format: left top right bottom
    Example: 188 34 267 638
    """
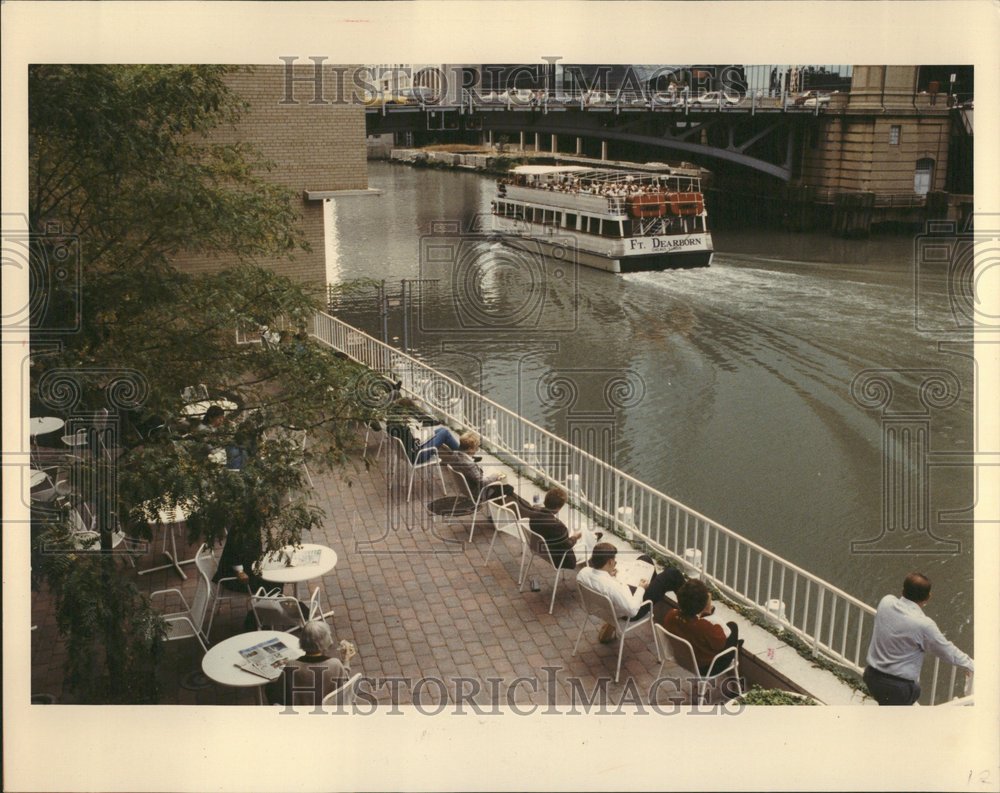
311 310 972 705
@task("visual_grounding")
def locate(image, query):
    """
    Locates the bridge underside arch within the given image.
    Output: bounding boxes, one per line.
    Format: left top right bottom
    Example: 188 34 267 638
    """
367 110 796 181
483 120 792 181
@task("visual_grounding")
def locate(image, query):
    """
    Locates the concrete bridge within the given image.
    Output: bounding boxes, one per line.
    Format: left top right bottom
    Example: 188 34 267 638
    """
367 66 971 213
366 94 825 181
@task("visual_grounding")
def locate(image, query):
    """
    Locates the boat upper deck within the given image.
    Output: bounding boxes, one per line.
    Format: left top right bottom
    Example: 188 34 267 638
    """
497 164 707 222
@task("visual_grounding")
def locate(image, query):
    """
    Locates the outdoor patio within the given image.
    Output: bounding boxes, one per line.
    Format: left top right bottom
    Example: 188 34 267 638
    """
31 430 701 708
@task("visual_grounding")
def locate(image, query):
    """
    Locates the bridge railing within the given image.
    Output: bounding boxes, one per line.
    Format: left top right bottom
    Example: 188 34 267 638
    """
366 88 822 115
311 310 971 705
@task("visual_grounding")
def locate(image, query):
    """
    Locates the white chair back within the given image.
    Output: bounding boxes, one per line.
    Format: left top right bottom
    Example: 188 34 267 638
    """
250 588 306 631
577 578 620 626
181 384 209 402
322 672 363 707
654 623 697 674
521 523 560 570
486 499 524 542
391 433 438 468
189 544 215 631
196 543 220 580
656 623 741 703
447 464 475 501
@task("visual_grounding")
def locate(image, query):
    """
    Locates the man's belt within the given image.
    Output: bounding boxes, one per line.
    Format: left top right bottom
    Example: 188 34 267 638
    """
867 666 913 684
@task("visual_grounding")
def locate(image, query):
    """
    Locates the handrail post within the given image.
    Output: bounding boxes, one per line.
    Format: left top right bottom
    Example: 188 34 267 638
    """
310 311 909 668
813 587 825 656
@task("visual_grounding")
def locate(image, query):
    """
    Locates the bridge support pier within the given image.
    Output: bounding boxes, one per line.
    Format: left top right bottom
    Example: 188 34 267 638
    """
519 131 525 151
600 140 608 161
486 130 493 148
832 191 875 237
551 134 558 154
534 132 540 152
575 136 582 155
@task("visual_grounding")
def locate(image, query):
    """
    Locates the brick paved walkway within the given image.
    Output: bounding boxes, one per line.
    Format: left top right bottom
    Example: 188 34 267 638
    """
31 431 700 708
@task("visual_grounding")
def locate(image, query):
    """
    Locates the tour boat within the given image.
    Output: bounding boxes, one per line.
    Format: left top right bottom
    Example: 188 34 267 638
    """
492 164 713 273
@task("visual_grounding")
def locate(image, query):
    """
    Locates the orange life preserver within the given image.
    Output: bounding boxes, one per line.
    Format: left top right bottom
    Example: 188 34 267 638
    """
666 191 704 216
626 192 667 218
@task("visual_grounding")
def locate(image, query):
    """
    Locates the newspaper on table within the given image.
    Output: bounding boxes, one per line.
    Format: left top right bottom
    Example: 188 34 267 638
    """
261 547 322 571
236 637 300 680
290 547 322 567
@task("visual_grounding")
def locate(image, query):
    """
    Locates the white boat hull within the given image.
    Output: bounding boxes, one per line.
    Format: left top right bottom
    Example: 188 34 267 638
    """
492 218 713 274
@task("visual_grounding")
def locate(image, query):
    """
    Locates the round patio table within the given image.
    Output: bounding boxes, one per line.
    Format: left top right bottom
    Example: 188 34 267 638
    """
261 543 338 620
181 398 239 418
201 630 302 705
137 500 197 580
29 416 65 437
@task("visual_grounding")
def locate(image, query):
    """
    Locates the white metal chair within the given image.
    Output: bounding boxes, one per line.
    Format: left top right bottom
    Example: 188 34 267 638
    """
654 623 742 705
518 523 578 614
572 579 658 683
181 384 209 402
445 464 500 542
150 542 213 652
484 498 530 584
321 671 364 708
250 586 323 633
268 426 315 488
290 429 315 488
30 466 71 505
66 504 101 551
198 539 251 639
389 435 447 502
363 419 388 460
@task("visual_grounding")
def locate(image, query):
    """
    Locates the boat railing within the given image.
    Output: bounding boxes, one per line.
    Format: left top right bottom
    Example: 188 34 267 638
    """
502 184 624 216
310 311 972 705
605 196 627 215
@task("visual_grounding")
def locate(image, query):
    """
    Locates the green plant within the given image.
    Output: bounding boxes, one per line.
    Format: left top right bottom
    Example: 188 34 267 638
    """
736 685 818 706
28 65 372 703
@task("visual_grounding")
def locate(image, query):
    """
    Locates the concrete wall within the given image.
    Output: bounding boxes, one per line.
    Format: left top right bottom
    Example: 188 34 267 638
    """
800 115 950 193
170 65 368 285
797 66 951 195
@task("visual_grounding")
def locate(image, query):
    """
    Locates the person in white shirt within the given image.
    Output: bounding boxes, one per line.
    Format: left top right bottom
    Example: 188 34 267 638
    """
577 542 652 643
864 572 974 705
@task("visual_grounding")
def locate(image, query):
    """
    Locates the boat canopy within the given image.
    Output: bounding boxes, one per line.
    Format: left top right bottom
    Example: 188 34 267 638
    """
509 164 702 192
511 165 592 176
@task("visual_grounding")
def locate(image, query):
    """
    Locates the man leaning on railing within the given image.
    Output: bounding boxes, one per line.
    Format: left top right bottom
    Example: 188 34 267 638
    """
863 572 974 705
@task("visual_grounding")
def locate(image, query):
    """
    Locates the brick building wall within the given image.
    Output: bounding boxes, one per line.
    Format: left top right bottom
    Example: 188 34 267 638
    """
170 65 368 284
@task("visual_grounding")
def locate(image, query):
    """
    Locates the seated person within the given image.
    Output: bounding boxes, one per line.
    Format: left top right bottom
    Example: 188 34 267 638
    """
448 432 537 508
578 542 687 642
577 542 652 634
388 422 459 465
448 432 506 499
663 579 741 676
192 404 226 434
215 525 267 592
225 413 260 471
266 620 357 706
518 487 582 570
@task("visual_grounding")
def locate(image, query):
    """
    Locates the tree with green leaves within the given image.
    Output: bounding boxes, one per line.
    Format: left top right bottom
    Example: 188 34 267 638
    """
28 65 379 703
